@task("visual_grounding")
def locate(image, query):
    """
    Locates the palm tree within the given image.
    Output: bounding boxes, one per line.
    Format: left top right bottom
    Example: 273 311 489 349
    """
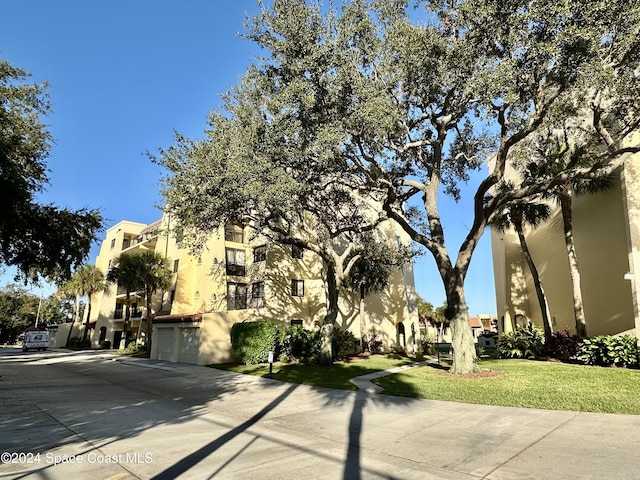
107 252 144 349
133 250 173 355
490 199 553 344
344 238 406 349
526 138 613 339
58 274 84 347
76 265 111 343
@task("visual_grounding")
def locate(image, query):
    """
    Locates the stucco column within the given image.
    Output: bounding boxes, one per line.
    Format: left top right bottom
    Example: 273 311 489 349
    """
621 152 640 335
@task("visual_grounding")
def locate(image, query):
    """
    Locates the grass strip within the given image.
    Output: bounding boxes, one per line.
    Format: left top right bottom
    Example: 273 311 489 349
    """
213 354 415 390
375 359 640 414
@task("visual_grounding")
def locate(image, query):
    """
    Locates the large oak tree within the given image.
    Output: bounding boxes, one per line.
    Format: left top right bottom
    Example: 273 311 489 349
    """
159 0 639 373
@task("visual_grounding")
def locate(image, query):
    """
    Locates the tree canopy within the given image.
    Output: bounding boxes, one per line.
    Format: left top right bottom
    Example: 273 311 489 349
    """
0 59 102 283
156 0 639 373
0 284 72 344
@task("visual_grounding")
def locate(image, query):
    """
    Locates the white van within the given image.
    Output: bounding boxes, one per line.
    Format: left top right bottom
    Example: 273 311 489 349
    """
22 331 50 352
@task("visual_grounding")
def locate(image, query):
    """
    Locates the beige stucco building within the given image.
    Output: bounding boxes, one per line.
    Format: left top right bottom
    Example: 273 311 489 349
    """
85 215 420 364
491 151 639 338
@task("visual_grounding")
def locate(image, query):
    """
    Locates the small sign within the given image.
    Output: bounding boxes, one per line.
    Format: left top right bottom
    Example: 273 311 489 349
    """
268 351 274 364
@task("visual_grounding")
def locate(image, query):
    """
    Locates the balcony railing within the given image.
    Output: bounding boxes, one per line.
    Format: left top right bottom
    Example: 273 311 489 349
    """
113 308 143 319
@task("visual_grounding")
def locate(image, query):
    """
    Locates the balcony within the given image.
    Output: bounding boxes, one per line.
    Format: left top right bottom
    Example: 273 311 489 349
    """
113 308 143 319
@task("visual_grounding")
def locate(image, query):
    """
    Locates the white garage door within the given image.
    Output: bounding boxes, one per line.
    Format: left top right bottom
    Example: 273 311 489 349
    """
156 328 175 361
177 327 199 364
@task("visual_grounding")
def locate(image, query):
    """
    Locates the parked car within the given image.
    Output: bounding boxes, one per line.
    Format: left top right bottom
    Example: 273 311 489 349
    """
22 331 50 352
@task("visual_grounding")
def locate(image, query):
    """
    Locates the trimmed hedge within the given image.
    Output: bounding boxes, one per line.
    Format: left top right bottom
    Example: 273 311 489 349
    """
230 321 279 365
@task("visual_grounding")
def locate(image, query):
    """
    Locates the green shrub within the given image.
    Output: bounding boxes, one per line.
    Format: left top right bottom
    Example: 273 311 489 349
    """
391 344 407 355
368 332 384 354
332 328 360 361
496 324 545 359
279 325 321 363
578 335 639 368
119 342 147 355
230 321 279 365
420 334 436 355
548 330 579 360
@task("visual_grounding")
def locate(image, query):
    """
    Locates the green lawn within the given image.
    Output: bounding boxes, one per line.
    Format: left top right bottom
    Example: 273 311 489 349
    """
215 356 640 414
375 359 640 414
213 354 415 390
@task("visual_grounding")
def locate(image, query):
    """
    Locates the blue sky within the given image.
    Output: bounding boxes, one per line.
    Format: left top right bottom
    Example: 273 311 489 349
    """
1 1 496 315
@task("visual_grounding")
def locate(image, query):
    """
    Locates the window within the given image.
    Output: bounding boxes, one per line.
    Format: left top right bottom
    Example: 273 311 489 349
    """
251 281 265 308
110 238 116 249
175 228 184 243
224 223 244 243
122 238 131 250
114 302 123 319
226 248 246 276
227 282 247 310
291 279 304 297
131 302 142 318
173 259 180 273
253 245 267 263
291 244 303 259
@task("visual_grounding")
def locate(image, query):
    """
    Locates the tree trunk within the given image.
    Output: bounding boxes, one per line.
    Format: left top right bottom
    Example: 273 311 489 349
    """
559 188 588 338
514 220 553 344
445 277 480 374
65 295 79 347
359 283 366 351
81 296 92 343
145 286 153 357
320 260 340 365
120 292 131 350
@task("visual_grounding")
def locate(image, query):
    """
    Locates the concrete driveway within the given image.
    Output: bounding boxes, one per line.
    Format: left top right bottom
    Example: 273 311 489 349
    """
1 348 639 479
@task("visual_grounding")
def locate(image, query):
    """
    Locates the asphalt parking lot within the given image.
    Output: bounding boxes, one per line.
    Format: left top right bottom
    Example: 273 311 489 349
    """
2 348 640 480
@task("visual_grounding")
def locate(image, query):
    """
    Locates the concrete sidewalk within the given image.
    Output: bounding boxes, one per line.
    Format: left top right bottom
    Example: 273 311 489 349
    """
91 355 640 478
2 349 640 479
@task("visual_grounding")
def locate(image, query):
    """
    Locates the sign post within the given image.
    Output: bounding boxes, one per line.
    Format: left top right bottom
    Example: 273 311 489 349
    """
268 351 274 377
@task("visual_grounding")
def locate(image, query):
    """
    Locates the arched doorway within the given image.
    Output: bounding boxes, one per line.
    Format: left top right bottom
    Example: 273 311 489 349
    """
397 323 406 347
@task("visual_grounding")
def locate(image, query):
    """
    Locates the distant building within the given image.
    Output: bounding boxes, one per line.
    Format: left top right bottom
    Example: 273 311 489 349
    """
87 215 421 364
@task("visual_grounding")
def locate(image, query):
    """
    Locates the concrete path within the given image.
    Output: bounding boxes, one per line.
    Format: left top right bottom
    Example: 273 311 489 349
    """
2 348 640 479
349 360 434 393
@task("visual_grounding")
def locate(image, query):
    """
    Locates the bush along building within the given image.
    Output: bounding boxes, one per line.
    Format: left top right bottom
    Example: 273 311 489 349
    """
87 215 420 364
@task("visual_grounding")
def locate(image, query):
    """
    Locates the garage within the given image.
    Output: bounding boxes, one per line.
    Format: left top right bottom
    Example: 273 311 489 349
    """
177 327 199 364
152 313 203 364
156 328 175 361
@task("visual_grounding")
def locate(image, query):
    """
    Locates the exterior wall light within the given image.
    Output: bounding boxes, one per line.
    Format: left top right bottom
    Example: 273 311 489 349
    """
624 272 634 280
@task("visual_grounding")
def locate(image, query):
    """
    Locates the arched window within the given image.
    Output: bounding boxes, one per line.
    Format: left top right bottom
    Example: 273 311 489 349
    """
397 323 406 346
